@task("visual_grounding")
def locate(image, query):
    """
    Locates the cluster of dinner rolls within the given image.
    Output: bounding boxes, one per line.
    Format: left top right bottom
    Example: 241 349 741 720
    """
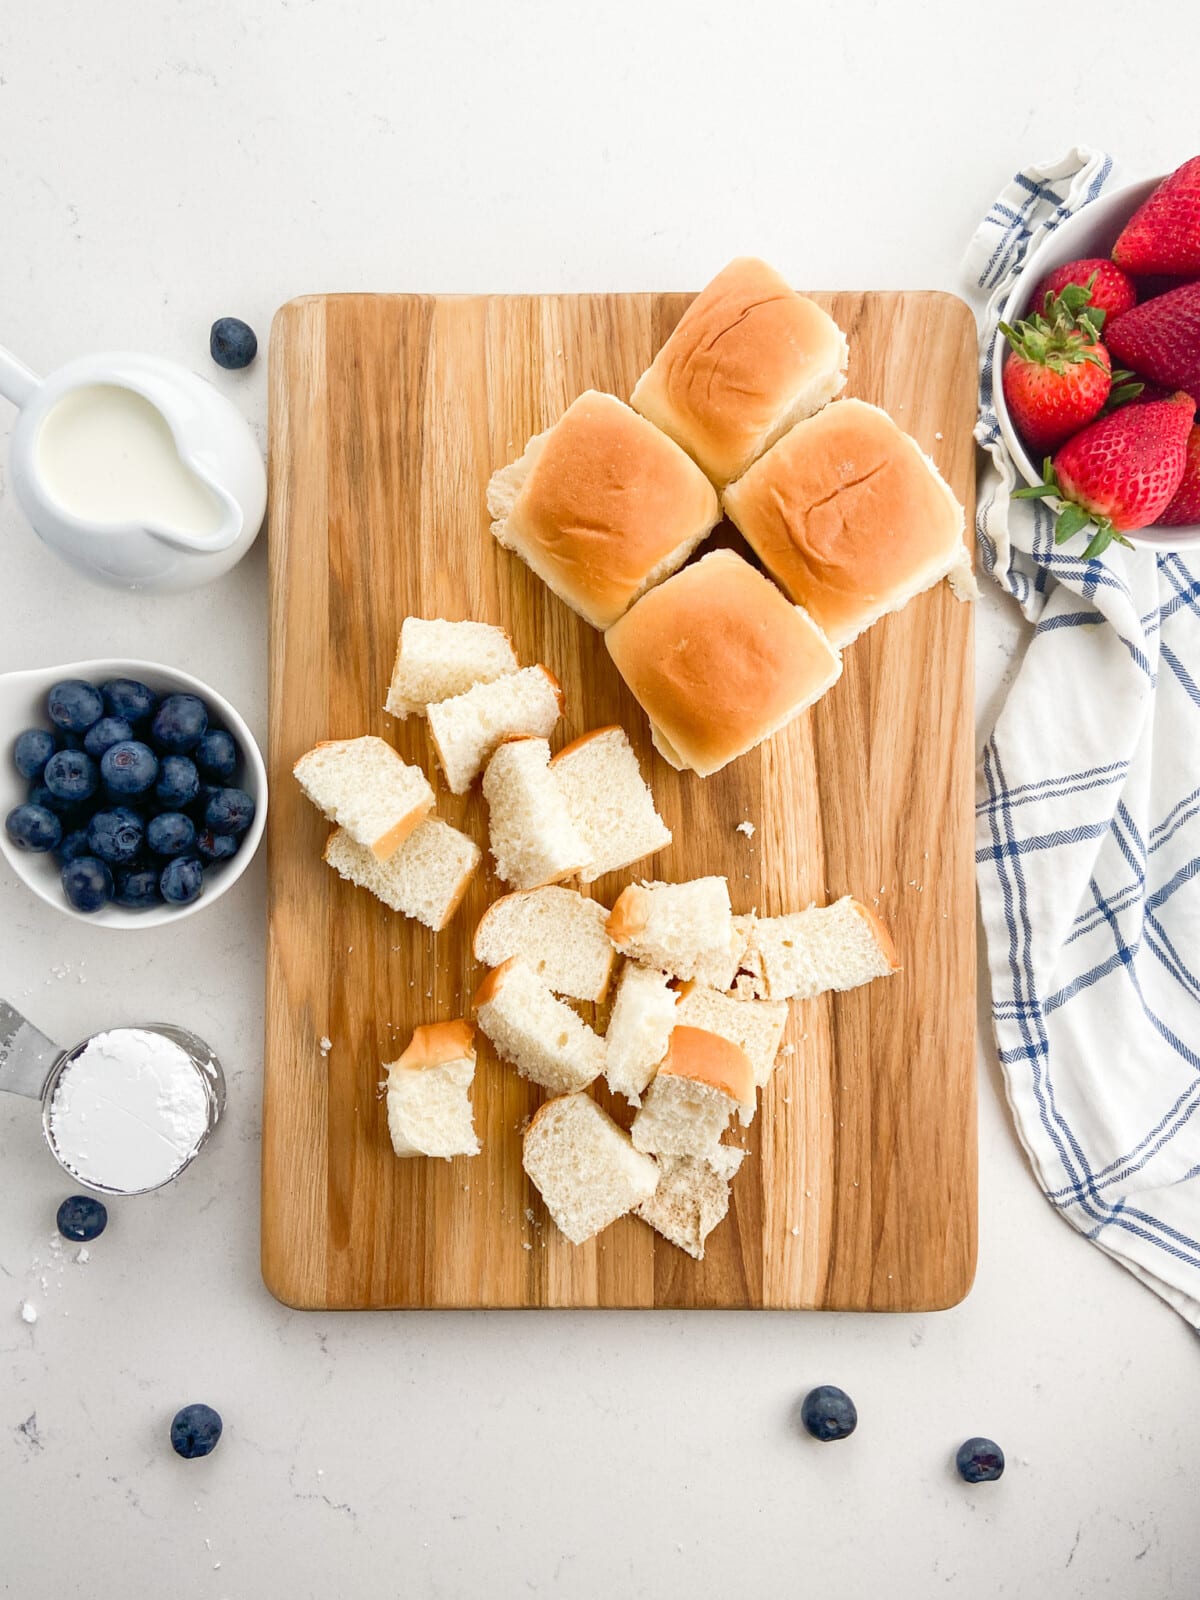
488 256 973 776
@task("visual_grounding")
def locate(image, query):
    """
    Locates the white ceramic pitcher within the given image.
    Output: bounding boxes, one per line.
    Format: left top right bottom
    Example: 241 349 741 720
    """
0 344 266 592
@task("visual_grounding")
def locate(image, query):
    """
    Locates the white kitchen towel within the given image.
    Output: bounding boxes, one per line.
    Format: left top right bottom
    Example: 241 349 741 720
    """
969 148 1200 1328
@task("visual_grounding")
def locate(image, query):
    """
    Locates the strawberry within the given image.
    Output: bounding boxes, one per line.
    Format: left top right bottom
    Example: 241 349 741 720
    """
1157 425 1200 526
1032 258 1137 323
999 283 1115 453
1112 156 1200 277
1014 391 1195 557
1106 281 1200 399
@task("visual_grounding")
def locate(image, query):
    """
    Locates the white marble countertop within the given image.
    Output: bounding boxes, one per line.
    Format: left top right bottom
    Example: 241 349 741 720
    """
3 5 1200 1595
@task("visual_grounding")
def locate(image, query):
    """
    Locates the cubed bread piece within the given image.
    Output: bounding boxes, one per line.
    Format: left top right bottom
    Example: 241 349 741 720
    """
294 736 434 861
630 257 848 486
427 665 563 794
385 1020 480 1160
474 958 605 1095
737 896 899 1001
607 876 738 990
603 962 678 1106
487 391 720 630
385 617 519 718
721 398 974 649
604 550 842 778
473 886 615 1004
323 819 480 931
635 1147 745 1260
482 738 589 891
631 1026 757 1156
522 1093 660 1246
674 981 789 1089
549 726 671 883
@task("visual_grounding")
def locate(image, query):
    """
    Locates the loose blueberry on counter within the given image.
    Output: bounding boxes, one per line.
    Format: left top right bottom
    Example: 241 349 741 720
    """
83 716 134 758
197 828 239 863
195 729 238 782
56 1195 108 1242
204 787 255 835
209 316 257 370
160 856 204 905
101 677 158 724
151 694 208 754
43 749 98 805
148 811 196 857
47 679 104 733
170 1402 223 1459
54 828 92 865
87 808 145 865
799 1386 858 1442
115 866 162 908
6 803 63 853
955 1438 1005 1484
100 740 159 796
62 856 114 913
14 728 57 780
156 754 200 808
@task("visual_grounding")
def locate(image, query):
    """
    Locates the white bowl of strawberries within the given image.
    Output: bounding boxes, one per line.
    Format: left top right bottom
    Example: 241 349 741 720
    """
993 160 1200 556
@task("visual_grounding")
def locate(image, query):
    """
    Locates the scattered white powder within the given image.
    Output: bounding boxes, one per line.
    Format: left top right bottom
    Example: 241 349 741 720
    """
47 1028 210 1193
75 1248 90 1264
20 1301 37 1324
736 820 755 838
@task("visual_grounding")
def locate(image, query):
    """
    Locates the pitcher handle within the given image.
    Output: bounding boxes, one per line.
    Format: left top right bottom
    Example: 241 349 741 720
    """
0 345 41 409
0 1000 62 1099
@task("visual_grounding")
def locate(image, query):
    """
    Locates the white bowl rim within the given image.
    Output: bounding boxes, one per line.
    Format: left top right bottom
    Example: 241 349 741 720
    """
990 171 1200 552
0 657 267 929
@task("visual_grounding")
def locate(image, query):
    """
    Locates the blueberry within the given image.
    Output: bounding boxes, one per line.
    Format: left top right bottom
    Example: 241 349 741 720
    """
160 856 205 905
6 803 62 853
196 828 239 864
83 716 134 758
101 677 157 724
47 679 104 733
62 856 114 913
194 729 239 783
151 694 208 754
955 1437 1005 1484
170 1402 223 1458
115 866 162 908
148 812 196 857
14 728 57 780
155 754 200 808
56 1195 108 1242
87 808 145 865
100 740 159 796
799 1386 858 1443
204 787 255 835
209 316 257 370
54 828 92 865
43 749 98 805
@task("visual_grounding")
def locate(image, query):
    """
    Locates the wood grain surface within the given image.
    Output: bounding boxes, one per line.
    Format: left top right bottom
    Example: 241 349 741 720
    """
264 290 977 1311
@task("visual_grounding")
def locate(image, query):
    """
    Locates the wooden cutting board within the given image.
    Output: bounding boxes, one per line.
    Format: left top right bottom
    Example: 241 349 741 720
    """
263 289 977 1311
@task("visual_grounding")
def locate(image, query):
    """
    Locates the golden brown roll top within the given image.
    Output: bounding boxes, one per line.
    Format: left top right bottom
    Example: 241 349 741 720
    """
603 549 842 777
630 258 848 486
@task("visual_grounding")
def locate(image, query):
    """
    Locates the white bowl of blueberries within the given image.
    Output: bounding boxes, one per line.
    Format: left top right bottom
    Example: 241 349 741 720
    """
0 659 267 926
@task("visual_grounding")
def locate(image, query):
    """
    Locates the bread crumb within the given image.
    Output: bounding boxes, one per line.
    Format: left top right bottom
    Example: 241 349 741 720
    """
736 820 755 839
790 1226 800 1236
935 430 944 440
780 1044 795 1058
319 1036 333 1057
522 1241 533 1251
19 1301 37 1324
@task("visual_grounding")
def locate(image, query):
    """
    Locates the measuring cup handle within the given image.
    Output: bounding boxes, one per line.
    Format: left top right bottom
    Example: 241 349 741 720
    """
0 345 41 408
0 1000 62 1099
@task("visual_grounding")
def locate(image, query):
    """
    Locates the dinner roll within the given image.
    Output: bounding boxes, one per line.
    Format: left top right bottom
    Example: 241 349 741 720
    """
630 258 848 486
487 390 720 630
604 549 842 777
722 398 974 648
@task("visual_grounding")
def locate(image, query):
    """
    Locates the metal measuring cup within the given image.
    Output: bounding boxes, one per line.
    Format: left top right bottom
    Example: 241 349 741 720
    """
0 1000 225 1195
